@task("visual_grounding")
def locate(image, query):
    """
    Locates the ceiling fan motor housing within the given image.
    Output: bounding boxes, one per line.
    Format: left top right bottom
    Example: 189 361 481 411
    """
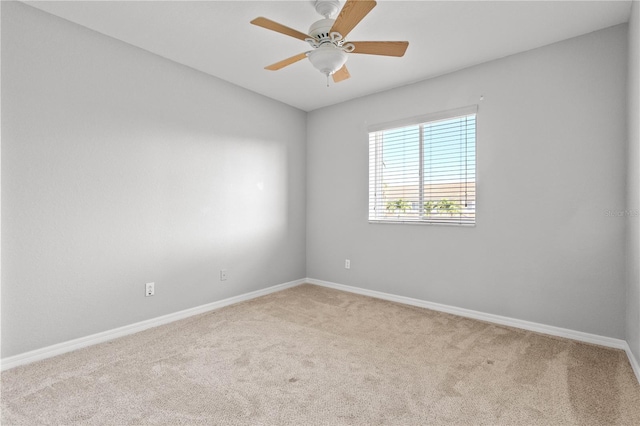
308 18 337 41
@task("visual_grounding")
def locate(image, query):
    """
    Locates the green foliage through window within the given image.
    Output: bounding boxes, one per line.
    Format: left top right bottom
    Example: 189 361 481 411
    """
386 199 412 214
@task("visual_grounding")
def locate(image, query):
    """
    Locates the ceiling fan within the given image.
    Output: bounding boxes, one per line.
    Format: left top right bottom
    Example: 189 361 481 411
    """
251 0 409 84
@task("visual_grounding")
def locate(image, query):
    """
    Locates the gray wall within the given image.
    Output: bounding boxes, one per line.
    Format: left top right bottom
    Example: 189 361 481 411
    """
307 25 629 339
627 0 640 365
1 2 307 358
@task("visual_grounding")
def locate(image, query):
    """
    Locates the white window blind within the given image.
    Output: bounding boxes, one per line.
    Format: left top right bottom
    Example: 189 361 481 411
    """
368 107 476 225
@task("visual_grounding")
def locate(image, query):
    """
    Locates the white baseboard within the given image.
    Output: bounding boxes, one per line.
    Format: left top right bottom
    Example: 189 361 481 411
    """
307 278 631 351
0 278 305 371
625 343 640 385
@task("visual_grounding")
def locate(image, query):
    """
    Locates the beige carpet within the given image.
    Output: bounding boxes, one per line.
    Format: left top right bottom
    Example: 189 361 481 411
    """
2 284 640 425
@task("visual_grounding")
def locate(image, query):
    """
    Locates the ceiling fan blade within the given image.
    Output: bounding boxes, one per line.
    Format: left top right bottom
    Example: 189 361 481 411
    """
250 17 310 41
350 41 409 57
265 52 308 71
332 65 351 83
330 0 377 39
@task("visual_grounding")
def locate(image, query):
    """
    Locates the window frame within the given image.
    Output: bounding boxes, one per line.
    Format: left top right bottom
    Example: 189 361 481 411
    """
368 105 478 227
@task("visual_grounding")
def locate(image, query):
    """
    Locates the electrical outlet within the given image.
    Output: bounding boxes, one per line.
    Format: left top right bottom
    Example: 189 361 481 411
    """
220 269 228 281
145 282 155 297
345 259 351 269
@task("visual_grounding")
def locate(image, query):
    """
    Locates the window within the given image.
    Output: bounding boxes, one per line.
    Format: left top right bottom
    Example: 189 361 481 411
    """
368 106 476 225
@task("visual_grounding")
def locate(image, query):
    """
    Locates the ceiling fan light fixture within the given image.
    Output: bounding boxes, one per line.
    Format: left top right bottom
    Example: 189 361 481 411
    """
308 45 348 76
252 0 408 84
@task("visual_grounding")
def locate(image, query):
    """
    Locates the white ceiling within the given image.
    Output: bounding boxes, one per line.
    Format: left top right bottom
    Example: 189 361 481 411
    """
25 0 632 111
